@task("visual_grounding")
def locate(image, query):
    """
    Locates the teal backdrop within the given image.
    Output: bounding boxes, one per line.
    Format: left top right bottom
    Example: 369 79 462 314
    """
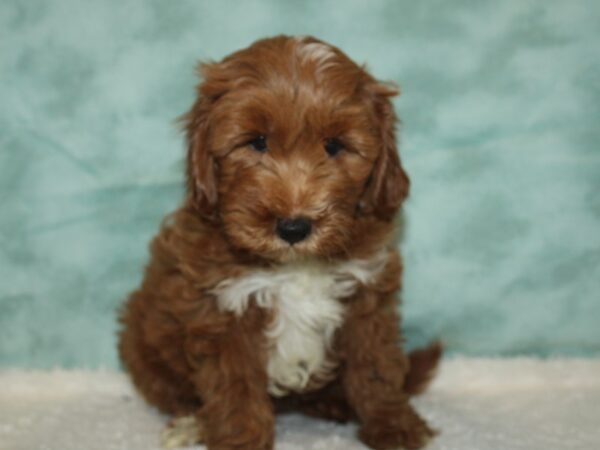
1 0 599 368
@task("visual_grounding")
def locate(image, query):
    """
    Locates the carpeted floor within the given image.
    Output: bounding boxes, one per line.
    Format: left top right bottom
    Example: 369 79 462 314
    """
1 358 599 450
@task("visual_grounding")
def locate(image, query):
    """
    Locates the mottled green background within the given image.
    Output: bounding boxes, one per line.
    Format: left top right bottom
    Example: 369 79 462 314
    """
1 0 599 368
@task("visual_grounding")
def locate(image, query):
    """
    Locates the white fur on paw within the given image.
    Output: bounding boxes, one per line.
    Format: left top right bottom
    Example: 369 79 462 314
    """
160 415 202 449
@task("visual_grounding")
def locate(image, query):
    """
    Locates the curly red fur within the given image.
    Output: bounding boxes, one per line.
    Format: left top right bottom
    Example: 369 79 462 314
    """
119 35 440 450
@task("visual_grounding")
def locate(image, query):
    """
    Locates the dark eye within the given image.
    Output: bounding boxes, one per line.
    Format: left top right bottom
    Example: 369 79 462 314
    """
324 138 343 157
248 135 267 152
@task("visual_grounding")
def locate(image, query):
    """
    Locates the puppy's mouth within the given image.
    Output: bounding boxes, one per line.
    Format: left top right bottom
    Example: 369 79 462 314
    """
270 217 350 263
222 205 352 262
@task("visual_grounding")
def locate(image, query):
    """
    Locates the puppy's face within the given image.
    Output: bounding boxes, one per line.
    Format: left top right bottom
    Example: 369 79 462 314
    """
184 36 408 261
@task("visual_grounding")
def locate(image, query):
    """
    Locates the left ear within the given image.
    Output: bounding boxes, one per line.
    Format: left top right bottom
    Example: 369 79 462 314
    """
359 82 410 221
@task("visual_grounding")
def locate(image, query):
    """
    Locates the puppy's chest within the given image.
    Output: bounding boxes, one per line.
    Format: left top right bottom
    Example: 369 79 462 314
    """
213 255 387 396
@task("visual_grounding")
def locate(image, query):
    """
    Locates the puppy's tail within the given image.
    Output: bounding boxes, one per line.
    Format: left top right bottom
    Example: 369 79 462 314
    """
404 340 443 396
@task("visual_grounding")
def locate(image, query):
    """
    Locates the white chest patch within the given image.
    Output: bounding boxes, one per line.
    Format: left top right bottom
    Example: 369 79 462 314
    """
212 252 388 396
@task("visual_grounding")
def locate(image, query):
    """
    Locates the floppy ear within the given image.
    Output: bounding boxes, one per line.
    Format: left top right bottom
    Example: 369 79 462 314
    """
181 63 226 218
360 82 410 221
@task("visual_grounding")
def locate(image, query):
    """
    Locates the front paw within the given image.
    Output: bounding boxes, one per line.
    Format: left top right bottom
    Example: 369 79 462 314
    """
161 415 203 449
358 405 435 450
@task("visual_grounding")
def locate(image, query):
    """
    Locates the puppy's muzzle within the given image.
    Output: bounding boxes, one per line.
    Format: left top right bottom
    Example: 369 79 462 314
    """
276 217 312 245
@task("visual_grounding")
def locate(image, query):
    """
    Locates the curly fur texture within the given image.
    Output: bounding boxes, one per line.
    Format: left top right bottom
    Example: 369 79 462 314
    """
118 35 441 450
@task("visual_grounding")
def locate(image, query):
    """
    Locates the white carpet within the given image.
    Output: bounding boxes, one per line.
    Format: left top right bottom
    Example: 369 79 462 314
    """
1 358 599 450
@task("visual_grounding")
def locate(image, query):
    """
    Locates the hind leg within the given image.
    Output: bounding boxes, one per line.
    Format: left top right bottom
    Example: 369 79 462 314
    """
120 331 200 416
120 328 204 448
119 293 202 417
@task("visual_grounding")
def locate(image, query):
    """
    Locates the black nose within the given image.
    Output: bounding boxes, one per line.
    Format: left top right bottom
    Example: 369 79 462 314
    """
276 217 312 245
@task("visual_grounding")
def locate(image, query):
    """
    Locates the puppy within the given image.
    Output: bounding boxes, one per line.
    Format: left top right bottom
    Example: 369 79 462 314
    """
119 35 441 450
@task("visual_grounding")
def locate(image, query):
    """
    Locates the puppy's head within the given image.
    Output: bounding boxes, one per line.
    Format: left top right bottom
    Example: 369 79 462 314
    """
183 36 409 261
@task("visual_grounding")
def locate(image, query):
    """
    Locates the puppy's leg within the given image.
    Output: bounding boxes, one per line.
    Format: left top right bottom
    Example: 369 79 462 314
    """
119 292 202 417
340 293 435 450
161 415 204 449
188 307 274 450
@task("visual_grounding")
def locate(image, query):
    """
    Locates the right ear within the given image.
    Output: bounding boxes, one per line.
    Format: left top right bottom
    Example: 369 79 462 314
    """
182 96 217 217
181 63 227 217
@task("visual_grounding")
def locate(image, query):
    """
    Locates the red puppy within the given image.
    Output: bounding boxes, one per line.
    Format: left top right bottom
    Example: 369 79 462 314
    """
119 35 440 450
